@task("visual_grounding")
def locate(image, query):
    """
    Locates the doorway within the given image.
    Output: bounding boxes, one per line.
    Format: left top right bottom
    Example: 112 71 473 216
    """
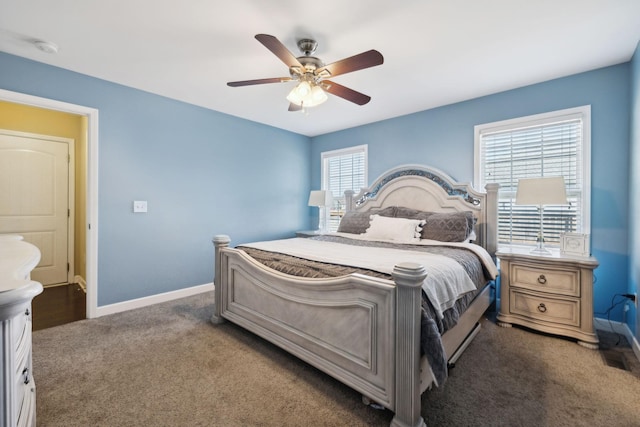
0 129 74 286
0 89 99 318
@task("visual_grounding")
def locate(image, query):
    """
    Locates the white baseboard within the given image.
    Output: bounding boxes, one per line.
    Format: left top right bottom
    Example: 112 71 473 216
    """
74 275 87 292
93 282 214 318
594 317 640 362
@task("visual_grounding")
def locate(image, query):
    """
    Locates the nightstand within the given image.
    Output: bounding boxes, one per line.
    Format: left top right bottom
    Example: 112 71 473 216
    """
496 247 599 349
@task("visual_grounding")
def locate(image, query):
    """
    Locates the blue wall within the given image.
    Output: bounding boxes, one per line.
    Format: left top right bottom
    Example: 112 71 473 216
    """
0 52 311 306
1 50 634 325
311 64 632 323
630 41 640 337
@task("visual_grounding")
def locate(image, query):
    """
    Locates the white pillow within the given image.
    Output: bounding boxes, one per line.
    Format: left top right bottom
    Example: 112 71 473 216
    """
362 215 425 243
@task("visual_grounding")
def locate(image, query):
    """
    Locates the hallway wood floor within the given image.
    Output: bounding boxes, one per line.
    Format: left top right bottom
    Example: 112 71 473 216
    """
32 283 86 331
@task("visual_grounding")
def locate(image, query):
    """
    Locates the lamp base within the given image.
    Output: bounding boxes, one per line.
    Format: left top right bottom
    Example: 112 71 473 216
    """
531 225 551 256
529 246 552 256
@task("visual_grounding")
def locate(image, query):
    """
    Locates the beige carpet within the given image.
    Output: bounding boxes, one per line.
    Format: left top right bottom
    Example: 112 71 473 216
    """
32 293 640 427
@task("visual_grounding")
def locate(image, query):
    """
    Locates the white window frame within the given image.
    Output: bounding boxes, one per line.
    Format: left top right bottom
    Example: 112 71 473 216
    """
321 144 368 232
474 105 591 248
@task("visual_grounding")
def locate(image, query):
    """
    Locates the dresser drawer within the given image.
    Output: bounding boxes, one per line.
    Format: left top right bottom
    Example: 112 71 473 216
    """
16 312 32 375
12 308 28 346
510 263 580 297
17 380 36 427
509 290 580 327
15 363 32 404
16 326 31 377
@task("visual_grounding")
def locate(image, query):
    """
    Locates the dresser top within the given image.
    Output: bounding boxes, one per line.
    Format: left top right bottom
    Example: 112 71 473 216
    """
0 235 42 293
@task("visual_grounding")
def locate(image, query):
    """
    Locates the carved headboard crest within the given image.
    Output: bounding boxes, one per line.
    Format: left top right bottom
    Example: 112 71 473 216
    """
355 168 481 207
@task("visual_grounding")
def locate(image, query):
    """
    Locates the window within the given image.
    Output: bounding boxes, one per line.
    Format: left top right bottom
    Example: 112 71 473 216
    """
475 106 591 248
321 145 368 231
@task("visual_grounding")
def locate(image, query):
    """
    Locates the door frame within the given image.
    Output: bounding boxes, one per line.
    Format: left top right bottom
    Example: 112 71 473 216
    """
0 88 99 318
0 129 76 285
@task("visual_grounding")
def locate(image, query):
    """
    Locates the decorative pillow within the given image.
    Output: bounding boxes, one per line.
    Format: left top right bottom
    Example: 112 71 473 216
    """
375 206 397 218
362 214 425 243
466 215 478 242
466 229 477 243
394 206 435 222
337 206 396 234
422 211 474 242
337 211 373 234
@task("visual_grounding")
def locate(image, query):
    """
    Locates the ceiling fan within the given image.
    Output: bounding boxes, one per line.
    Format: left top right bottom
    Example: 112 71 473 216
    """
227 34 384 112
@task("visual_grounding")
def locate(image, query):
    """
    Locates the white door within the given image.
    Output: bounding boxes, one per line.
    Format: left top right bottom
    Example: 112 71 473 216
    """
0 130 72 286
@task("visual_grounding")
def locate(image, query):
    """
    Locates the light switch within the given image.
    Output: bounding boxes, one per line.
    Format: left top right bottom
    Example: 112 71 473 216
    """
133 201 148 213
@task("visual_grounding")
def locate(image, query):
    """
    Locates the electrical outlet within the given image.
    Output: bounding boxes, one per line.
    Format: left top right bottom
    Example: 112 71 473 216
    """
133 200 148 213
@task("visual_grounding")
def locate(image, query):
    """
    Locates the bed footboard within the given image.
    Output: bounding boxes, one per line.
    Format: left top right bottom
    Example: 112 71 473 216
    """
212 235 427 427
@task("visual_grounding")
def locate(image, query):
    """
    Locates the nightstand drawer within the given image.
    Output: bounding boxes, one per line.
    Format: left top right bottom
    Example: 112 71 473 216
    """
510 290 580 327
510 263 580 297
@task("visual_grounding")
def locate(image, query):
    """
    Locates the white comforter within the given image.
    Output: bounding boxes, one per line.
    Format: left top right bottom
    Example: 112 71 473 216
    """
242 235 498 319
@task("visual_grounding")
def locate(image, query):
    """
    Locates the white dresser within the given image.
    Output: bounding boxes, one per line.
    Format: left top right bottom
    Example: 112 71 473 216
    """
0 235 43 427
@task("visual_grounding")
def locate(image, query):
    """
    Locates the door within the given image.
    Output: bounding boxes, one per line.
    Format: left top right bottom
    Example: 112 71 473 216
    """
0 130 73 286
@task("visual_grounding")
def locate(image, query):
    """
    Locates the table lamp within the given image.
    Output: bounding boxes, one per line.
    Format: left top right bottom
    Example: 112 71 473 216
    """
515 176 568 255
308 190 333 233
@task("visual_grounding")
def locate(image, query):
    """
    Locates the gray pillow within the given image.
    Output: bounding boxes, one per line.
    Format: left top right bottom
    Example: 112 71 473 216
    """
376 206 397 218
337 206 396 234
394 206 435 222
337 211 372 234
422 211 474 242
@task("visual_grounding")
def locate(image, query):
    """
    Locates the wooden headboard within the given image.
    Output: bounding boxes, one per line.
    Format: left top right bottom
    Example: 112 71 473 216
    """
344 164 499 255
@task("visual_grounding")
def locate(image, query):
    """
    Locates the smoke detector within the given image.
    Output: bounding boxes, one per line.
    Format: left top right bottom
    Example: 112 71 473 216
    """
33 40 59 54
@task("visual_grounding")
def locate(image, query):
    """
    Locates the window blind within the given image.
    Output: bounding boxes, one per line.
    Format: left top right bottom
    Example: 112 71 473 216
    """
322 146 367 231
479 117 584 246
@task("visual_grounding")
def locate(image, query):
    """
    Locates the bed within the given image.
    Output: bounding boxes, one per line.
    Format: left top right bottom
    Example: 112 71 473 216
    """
212 164 499 427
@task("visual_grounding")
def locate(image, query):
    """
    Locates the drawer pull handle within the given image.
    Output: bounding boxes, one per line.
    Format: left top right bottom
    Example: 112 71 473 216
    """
22 367 30 385
537 275 547 285
537 303 547 313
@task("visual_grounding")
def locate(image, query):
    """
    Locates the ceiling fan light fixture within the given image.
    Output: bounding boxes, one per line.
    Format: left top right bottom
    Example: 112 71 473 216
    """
286 85 304 105
296 81 311 97
287 81 327 107
310 85 328 104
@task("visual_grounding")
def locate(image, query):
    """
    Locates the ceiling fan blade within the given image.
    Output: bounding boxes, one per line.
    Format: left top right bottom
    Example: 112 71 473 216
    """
288 103 302 112
255 34 304 69
322 80 371 105
316 50 383 78
227 77 292 87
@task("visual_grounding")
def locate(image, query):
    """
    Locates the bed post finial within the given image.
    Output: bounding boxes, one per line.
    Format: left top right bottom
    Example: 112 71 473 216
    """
344 189 355 212
212 235 231 324
391 262 428 427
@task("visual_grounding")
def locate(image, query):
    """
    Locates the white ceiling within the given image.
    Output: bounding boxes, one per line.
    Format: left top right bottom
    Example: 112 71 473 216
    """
1 1 639 137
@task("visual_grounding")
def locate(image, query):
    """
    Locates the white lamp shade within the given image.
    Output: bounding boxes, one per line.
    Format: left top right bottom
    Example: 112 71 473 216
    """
308 190 333 207
515 176 568 205
286 82 310 105
310 85 328 104
287 82 328 107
